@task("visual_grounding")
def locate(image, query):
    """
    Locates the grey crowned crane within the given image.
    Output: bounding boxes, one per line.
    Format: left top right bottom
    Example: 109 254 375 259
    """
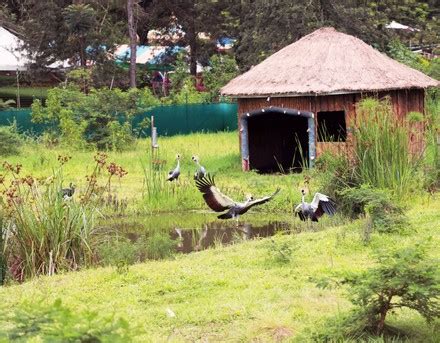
61 183 76 200
191 155 207 180
166 154 181 181
294 189 336 222
195 175 280 222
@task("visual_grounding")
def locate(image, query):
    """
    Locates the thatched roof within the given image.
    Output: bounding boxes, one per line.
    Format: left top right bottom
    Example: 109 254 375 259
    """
221 27 439 97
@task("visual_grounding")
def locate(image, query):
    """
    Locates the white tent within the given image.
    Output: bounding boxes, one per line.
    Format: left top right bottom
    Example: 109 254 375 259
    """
0 27 31 71
386 20 420 32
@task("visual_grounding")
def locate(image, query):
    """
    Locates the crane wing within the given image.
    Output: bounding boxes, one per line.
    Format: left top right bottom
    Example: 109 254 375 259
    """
245 188 281 211
311 192 336 219
195 175 235 212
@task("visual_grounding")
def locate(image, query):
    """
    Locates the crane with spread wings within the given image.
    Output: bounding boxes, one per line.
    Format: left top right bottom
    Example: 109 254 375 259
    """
294 189 336 222
195 175 280 221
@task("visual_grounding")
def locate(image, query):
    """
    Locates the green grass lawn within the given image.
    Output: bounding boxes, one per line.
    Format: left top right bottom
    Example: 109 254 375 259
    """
0 195 439 342
4 131 307 214
0 131 439 341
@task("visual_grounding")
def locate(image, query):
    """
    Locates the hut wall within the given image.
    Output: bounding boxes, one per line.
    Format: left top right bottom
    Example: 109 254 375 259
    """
237 89 425 169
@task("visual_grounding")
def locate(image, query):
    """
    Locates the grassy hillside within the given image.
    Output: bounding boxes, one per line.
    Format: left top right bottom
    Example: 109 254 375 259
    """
0 195 439 342
1 128 439 341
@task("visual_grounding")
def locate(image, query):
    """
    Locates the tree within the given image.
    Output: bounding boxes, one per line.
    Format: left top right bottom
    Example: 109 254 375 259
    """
381 0 439 46
0 3 14 30
63 4 96 67
18 1 126 70
203 54 238 100
127 0 137 88
235 0 391 71
343 245 440 335
144 0 238 76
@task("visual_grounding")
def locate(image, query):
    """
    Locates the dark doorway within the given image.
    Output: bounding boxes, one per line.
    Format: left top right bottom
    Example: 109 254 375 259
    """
317 111 347 142
247 111 309 173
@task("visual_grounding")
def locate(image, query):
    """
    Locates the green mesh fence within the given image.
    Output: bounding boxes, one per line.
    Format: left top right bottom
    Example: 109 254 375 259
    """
0 108 48 135
0 103 238 137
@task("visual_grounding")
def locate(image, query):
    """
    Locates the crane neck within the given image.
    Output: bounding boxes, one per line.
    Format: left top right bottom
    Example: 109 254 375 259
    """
176 159 180 169
301 194 305 205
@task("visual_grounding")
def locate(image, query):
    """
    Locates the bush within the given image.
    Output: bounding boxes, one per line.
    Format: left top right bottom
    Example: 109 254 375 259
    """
163 52 211 104
315 244 440 339
344 244 440 335
388 40 440 82
203 54 239 101
388 40 430 74
31 85 158 150
315 150 356 200
166 78 210 105
0 126 22 156
0 299 134 341
338 186 408 233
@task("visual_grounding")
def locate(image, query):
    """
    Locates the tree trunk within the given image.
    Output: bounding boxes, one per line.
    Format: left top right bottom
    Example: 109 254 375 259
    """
187 2 197 77
188 31 197 77
79 38 86 67
377 309 387 335
127 0 137 88
377 296 392 335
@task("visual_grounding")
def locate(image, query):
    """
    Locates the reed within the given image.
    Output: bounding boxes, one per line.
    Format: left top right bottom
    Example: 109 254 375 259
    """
424 96 440 190
141 150 200 213
0 168 96 281
0 153 129 281
352 98 419 195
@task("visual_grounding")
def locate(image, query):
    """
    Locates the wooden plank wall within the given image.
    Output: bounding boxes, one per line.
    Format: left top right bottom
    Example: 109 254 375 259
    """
237 89 426 164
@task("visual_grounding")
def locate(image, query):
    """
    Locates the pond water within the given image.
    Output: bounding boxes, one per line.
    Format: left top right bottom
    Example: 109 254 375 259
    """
102 212 301 254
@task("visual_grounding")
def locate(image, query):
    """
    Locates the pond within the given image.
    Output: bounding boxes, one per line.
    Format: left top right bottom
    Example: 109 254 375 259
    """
101 212 300 254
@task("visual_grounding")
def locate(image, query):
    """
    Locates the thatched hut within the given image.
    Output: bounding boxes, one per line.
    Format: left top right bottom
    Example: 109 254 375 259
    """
221 27 439 172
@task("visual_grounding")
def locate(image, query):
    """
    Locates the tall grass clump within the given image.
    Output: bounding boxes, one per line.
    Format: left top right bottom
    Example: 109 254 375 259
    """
424 95 440 191
1 164 96 281
352 98 419 195
0 154 127 281
141 152 199 213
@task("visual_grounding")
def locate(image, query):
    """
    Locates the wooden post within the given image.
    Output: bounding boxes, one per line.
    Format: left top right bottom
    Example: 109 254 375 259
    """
151 115 158 160
16 69 21 109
